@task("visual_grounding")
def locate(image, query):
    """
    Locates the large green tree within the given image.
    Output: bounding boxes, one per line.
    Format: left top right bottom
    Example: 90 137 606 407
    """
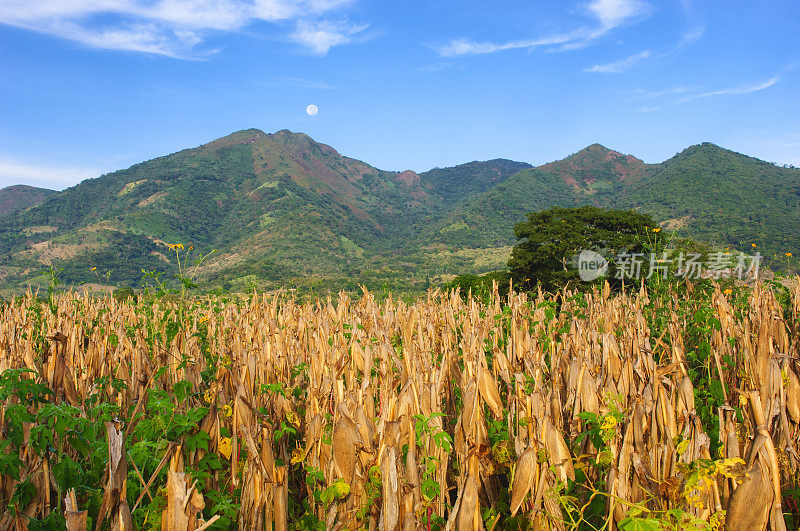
509 206 655 291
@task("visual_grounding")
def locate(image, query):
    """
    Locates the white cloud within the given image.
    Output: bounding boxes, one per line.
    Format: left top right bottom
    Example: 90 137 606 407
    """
289 18 367 55
638 75 782 111
0 158 102 190
0 0 360 57
272 76 337 89
585 0 650 29
678 26 704 47
634 86 691 99
694 76 781 98
436 0 650 57
436 30 582 57
584 50 650 73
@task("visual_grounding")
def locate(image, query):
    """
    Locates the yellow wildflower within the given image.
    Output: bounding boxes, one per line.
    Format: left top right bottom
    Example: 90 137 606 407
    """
751 243 757 248
203 389 214 404
786 252 793 257
90 267 97 271
723 288 732 295
709 510 725 530
286 409 301 427
652 227 661 233
218 437 232 459
600 415 617 431
290 447 307 465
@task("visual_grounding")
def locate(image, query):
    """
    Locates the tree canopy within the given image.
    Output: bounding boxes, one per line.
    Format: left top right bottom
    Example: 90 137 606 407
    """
508 206 655 291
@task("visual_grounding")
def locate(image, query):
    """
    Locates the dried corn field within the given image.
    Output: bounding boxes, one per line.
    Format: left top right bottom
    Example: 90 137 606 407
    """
1 281 799 530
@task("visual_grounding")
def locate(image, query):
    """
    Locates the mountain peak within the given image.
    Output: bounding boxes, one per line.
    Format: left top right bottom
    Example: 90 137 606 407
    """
0 184 56 216
538 144 646 191
582 143 616 153
395 170 420 186
203 128 266 150
668 142 763 166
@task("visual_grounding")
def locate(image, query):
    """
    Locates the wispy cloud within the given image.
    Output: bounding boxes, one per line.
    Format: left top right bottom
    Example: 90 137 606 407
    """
634 86 691 99
586 0 651 28
0 158 102 189
584 50 651 73
0 0 363 58
436 31 581 57
693 76 781 98
272 76 337 89
638 75 782 111
582 20 704 74
678 26 705 48
436 0 650 57
418 62 454 73
289 18 368 55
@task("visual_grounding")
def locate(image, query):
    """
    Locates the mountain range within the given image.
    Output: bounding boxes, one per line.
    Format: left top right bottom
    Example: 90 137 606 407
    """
1 128 798 294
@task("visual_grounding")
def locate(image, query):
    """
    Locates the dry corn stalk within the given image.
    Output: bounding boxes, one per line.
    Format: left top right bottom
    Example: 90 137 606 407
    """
0 280 797 529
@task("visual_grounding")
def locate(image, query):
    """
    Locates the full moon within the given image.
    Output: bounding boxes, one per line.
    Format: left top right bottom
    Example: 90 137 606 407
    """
306 104 319 116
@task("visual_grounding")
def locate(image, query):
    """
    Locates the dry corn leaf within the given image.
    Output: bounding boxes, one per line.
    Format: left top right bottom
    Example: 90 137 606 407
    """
509 449 537 516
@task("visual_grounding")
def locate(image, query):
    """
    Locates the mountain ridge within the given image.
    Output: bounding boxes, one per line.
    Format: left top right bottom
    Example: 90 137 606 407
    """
1 130 797 293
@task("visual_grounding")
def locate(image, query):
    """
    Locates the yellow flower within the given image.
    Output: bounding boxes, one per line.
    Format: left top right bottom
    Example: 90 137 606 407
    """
203 389 214 404
723 288 732 295
90 267 97 271
600 415 617 431
652 227 661 233
751 243 757 248
709 510 726 530
286 409 301 427
786 252 793 257
290 447 307 465
218 437 232 459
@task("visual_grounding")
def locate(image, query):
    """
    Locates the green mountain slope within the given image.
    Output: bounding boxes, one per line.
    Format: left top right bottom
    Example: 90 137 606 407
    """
0 185 56 215
421 168 579 247
424 144 638 247
420 159 532 203
430 142 800 261
611 143 800 252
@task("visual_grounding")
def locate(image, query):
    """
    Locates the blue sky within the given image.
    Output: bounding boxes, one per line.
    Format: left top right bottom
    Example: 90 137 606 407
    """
0 0 798 190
